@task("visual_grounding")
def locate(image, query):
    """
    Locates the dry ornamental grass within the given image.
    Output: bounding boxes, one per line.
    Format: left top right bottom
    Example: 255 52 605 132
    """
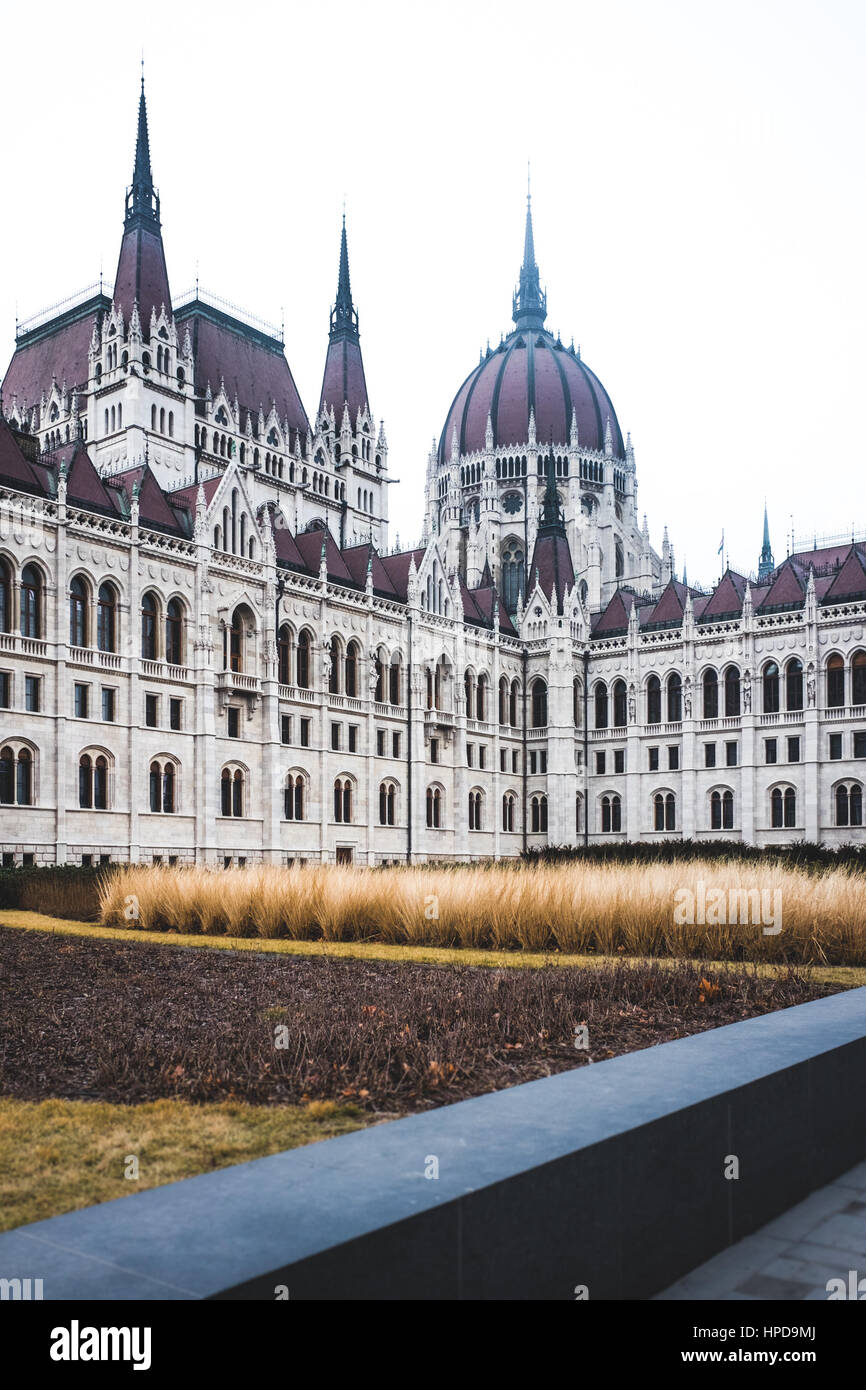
98 860 866 964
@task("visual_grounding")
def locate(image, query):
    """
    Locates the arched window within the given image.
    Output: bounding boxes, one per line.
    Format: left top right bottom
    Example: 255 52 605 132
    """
613 679 627 727
499 676 509 726
334 777 353 823
510 679 519 727
389 655 401 705
786 658 803 711
530 794 548 833
165 599 183 666
379 780 396 826
703 669 719 720
0 559 10 632
763 662 780 714
573 677 582 727
601 794 622 833
92 755 108 810
477 674 488 722
20 565 41 638
97 583 117 653
149 760 176 813
329 637 343 695
229 606 252 673
667 673 682 723
502 792 516 833
373 651 385 703
531 679 548 728
647 675 662 725
141 591 158 660
835 782 863 828
594 682 608 730
502 538 525 613
69 576 88 648
278 625 292 686
297 630 312 688
710 788 735 831
78 753 93 808
770 786 796 829
853 651 866 708
575 793 583 834
220 767 244 817
0 745 14 804
345 641 359 698
468 789 483 831
233 769 243 817
425 785 442 829
464 671 475 720
827 655 845 709
284 773 305 821
724 666 741 717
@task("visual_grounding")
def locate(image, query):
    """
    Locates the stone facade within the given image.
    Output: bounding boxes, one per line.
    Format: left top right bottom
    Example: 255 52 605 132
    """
0 84 864 866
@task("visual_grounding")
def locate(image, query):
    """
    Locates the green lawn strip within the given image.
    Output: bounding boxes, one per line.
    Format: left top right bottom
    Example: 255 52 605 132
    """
0 1096 376 1233
2 909 864 987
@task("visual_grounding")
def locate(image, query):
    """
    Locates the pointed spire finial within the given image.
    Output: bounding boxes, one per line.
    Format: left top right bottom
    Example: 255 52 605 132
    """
512 174 547 328
126 67 159 229
329 212 359 344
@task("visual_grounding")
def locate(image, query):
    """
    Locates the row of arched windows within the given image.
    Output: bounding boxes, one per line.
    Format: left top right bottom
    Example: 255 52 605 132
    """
149 405 174 437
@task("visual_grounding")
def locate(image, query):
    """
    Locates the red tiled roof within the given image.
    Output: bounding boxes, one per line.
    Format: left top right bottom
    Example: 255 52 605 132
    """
176 308 310 443
379 548 425 602
2 312 98 416
697 570 747 620
756 560 806 610
528 530 575 613
65 442 124 515
110 463 186 533
593 588 635 635
822 546 866 603
0 418 47 494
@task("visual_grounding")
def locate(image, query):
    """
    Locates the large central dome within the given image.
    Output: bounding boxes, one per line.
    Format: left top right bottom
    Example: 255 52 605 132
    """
438 197 625 465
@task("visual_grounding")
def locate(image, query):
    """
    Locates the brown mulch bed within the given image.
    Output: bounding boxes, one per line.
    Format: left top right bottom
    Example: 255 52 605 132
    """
0 928 840 1112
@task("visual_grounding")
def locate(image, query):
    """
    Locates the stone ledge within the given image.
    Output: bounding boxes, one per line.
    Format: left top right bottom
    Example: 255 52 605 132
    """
1 987 864 1300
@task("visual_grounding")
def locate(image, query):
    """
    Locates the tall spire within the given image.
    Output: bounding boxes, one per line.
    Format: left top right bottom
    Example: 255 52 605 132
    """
512 173 547 329
126 70 159 229
319 213 369 423
758 501 775 580
329 213 359 344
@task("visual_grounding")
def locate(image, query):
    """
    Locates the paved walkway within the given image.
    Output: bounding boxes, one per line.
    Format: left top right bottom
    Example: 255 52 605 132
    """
657 1160 866 1300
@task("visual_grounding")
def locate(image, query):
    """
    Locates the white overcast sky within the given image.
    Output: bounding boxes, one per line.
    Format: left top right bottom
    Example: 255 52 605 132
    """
2 0 864 590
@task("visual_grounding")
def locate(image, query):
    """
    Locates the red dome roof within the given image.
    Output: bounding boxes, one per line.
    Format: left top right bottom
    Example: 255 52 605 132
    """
439 328 624 465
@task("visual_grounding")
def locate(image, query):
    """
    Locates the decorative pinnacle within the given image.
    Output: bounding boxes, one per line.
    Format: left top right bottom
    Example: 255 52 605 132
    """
330 213 359 343
512 176 547 329
126 71 159 228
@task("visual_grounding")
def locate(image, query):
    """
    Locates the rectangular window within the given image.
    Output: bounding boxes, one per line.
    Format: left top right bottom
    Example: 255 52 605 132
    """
668 745 679 771
100 854 111 866
25 676 40 712
479 745 487 770
145 694 158 728
377 729 387 756
331 722 341 751
348 725 358 753
223 856 233 869
22 852 34 867
81 854 93 868
281 715 291 745
2 852 13 867
500 748 507 772
102 688 116 722
512 750 519 773
392 731 401 758
169 698 182 731
467 743 475 767
787 736 801 762
765 738 777 765
648 746 659 771
0 672 9 708
725 741 738 767
227 706 240 739
430 738 439 764
300 718 311 748
614 749 625 774
539 751 548 773
704 742 716 769
829 732 843 761
74 683 89 719
595 750 606 775
855 732 866 759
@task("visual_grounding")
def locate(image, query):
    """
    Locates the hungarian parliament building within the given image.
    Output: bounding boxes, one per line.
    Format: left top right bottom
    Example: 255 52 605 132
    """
1 83 864 866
